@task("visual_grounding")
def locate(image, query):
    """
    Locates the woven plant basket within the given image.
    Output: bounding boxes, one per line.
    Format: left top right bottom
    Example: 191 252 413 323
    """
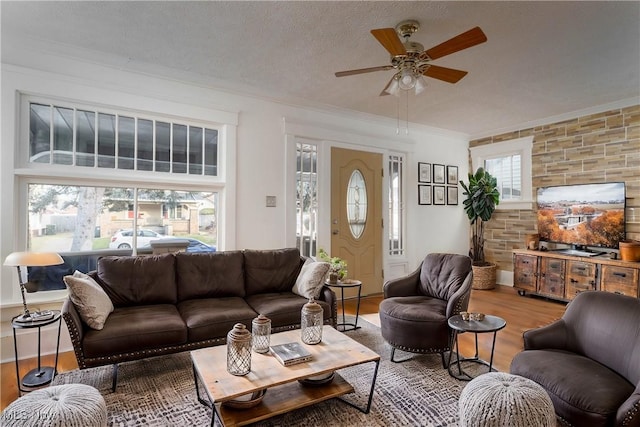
472 263 497 290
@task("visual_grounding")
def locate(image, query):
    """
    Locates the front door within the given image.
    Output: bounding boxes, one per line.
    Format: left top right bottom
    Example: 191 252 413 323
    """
331 147 383 296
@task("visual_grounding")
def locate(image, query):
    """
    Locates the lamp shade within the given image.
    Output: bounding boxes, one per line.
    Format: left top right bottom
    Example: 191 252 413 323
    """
4 251 64 267
414 75 427 95
383 76 400 96
398 69 417 90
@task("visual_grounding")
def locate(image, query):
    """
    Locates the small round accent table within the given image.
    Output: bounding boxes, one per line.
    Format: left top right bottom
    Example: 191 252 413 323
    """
12 310 62 394
325 279 362 331
447 314 506 381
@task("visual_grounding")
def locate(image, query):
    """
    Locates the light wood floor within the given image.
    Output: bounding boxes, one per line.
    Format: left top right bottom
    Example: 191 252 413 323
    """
1 285 567 411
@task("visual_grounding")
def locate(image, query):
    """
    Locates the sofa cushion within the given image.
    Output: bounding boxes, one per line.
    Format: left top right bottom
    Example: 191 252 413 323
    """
96 253 177 306
243 248 303 296
292 261 330 299
175 251 245 301
82 304 186 358
63 270 114 330
511 349 635 427
177 297 257 342
245 292 332 328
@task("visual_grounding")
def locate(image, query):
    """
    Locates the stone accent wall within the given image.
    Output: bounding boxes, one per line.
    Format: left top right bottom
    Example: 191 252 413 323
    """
470 105 640 273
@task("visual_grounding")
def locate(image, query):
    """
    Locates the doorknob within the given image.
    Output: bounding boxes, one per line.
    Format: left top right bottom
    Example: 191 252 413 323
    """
332 229 339 235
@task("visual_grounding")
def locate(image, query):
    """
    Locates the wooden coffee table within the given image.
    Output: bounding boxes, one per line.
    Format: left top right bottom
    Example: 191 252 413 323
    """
191 325 380 427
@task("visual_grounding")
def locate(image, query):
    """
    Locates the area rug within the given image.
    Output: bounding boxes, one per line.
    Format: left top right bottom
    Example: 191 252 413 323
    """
53 317 482 426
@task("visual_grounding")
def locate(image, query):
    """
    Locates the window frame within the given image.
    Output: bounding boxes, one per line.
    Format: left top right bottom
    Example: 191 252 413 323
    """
295 140 319 257
20 95 223 181
387 153 405 257
470 136 534 210
15 93 232 263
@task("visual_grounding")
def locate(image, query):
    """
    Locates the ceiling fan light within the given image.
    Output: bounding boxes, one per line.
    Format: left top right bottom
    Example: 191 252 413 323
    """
415 75 427 95
398 69 417 90
383 76 400 96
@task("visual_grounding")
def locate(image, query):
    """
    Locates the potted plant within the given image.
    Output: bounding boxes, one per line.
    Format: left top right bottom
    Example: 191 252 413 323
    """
317 248 348 283
459 167 500 289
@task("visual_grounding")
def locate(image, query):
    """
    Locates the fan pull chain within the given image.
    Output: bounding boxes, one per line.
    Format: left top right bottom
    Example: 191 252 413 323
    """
405 90 409 135
396 92 400 135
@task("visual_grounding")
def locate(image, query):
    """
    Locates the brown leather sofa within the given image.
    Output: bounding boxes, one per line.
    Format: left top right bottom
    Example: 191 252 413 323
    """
62 248 337 389
510 291 640 427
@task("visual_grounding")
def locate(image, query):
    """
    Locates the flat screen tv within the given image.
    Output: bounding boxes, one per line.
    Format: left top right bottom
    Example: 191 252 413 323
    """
536 182 626 252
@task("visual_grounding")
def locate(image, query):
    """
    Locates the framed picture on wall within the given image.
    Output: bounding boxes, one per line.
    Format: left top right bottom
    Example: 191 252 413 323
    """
446 165 458 185
433 164 445 184
447 186 458 205
418 185 432 205
418 162 431 183
433 185 446 205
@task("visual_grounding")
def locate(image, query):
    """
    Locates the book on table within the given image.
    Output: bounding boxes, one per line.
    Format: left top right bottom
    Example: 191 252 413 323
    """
269 342 313 366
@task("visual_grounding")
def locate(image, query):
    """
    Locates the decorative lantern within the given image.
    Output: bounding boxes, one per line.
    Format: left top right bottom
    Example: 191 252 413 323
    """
227 323 252 376
251 314 271 353
301 298 324 345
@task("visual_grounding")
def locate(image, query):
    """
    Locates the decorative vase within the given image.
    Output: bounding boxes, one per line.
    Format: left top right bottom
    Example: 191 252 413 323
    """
525 233 540 251
251 314 271 354
227 323 252 376
301 298 324 345
619 240 640 262
328 272 339 284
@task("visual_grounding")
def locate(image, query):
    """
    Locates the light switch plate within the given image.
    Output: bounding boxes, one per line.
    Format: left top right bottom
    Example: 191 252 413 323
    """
266 196 276 207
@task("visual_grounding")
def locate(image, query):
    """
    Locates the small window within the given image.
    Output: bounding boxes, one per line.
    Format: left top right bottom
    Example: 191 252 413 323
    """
28 101 219 176
485 154 521 201
295 141 318 257
470 136 533 210
346 169 367 239
388 154 405 256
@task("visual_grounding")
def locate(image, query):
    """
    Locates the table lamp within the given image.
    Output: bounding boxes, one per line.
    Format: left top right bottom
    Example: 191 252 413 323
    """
4 251 64 322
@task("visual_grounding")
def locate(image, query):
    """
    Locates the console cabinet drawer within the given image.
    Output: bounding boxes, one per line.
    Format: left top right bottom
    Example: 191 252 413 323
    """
565 261 597 300
601 266 639 297
514 254 537 292
538 258 565 298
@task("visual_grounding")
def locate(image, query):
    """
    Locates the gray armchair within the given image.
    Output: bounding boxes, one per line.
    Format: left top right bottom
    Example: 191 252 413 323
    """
379 253 473 365
511 291 640 427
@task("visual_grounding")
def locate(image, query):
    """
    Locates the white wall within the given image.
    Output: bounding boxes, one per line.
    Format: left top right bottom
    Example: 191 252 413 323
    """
0 42 470 361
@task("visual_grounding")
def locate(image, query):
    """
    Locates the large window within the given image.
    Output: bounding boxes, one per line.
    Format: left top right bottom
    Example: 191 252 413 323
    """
27 184 218 290
29 102 218 175
18 96 227 293
470 136 533 209
388 154 405 256
295 142 318 257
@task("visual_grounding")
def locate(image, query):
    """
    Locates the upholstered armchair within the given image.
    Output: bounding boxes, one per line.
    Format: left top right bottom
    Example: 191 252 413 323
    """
379 253 473 365
510 291 640 427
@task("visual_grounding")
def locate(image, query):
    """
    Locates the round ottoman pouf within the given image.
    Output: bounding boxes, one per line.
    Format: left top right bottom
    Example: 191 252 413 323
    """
458 372 555 427
0 384 107 427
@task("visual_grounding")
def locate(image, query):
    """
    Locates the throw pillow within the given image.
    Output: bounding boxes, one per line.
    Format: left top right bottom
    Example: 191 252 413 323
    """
292 261 330 299
63 270 114 330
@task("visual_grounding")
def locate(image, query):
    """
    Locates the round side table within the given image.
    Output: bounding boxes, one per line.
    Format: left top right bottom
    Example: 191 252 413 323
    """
447 314 506 381
325 279 362 331
12 310 63 394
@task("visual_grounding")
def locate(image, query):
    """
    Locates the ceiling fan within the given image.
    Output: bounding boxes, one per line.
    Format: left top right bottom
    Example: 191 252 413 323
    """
335 20 487 96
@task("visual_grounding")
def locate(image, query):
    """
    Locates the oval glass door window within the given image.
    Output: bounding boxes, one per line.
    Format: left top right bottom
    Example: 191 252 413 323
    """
347 169 367 239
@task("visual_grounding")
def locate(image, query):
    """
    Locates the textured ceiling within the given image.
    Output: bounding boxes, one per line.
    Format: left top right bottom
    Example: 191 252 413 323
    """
2 1 639 137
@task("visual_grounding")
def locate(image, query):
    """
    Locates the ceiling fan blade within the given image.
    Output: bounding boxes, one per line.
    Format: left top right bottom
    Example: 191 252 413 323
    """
335 65 394 77
371 28 407 56
425 26 487 60
422 65 468 84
